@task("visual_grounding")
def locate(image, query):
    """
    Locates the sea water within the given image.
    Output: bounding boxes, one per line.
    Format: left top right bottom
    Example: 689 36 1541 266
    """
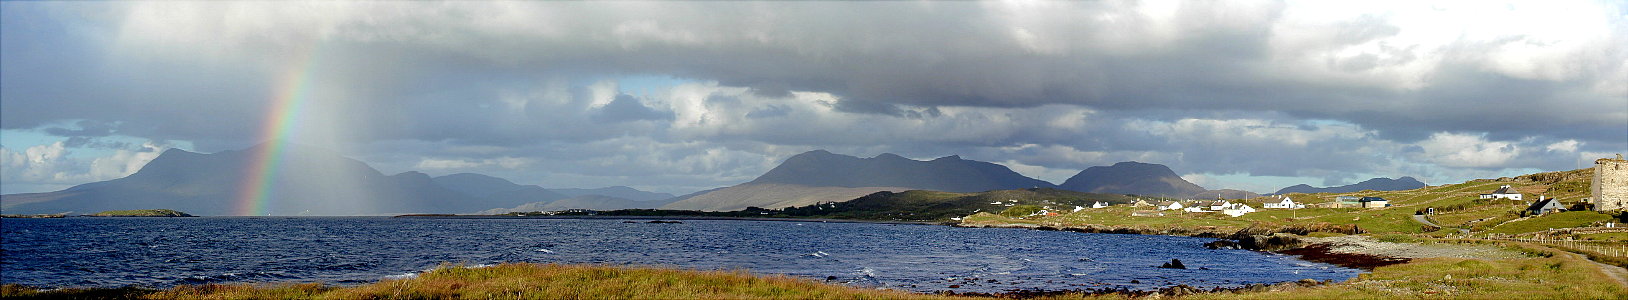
0 217 1358 293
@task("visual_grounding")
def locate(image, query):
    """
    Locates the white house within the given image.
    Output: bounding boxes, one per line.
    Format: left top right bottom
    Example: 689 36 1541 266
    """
1091 201 1109 209
1359 197 1389 208
1220 203 1256 217
1156 201 1184 211
1263 197 1305 209
1478 185 1523 201
1184 206 1212 213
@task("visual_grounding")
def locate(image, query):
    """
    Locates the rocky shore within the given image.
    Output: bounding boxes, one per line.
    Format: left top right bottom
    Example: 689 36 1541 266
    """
953 221 1546 293
1298 235 1523 260
944 278 1335 298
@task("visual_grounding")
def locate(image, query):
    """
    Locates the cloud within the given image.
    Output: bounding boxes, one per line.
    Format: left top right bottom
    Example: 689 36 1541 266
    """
2 1 1624 195
1413 132 1520 168
1546 140 1580 153
0 141 167 194
592 94 674 123
42 120 118 137
414 157 533 171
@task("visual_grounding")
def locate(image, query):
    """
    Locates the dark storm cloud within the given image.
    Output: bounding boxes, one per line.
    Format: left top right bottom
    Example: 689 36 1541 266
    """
41 120 116 137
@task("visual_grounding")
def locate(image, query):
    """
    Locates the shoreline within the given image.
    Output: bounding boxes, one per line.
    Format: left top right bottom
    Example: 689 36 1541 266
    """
952 222 1417 279
392 214 948 226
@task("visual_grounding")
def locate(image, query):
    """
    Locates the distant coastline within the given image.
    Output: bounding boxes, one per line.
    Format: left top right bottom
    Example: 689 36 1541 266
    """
392 214 943 225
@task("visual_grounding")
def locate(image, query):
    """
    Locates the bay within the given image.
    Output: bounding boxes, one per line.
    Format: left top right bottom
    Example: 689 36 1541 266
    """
0 217 1357 293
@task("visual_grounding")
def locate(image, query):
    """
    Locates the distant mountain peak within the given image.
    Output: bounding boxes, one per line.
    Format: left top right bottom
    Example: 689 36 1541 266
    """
792 149 835 157
745 150 1055 193
1059 161 1207 198
1 142 483 216
933 155 962 161
1273 177 1426 195
873 153 908 160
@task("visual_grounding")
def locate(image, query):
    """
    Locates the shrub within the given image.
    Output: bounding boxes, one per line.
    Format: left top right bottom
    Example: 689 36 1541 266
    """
1000 205 1044 217
1376 234 1422 243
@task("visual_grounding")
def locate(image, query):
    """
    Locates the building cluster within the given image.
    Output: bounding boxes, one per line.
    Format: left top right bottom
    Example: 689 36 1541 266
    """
1115 195 1320 218
1011 155 1626 225
1465 154 1625 217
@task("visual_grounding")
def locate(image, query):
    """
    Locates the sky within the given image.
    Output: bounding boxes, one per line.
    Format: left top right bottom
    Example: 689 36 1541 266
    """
2 1 1625 195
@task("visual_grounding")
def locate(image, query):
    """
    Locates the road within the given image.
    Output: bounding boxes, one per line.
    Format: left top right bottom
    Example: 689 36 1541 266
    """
1411 214 1441 227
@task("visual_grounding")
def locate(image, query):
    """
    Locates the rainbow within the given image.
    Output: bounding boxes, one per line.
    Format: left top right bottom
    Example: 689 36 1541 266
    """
233 47 319 216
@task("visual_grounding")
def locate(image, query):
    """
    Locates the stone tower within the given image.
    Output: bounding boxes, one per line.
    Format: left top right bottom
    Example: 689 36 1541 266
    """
1594 154 1628 211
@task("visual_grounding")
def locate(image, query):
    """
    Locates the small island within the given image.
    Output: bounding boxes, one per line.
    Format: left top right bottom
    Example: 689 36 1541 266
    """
86 209 195 217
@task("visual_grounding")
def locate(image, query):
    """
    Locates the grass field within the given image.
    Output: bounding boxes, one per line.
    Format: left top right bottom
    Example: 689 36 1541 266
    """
1172 250 1625 299
1578 232 1628 242
1485 211 1615 235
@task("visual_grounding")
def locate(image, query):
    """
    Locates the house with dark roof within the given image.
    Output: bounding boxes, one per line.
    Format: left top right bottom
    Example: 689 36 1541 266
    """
1479 185 1523 201
1525 198 1565 216
1359 197 1389 208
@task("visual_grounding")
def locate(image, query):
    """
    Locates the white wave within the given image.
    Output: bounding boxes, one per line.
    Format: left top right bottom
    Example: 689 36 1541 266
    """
383 273 418 280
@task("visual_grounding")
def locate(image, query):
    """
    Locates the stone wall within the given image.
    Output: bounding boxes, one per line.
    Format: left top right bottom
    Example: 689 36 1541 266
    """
1594 155 1628 211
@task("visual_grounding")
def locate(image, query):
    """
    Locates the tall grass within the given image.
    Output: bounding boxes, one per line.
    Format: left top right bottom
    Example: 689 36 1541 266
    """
1170 256 1625 299
5 264 950 300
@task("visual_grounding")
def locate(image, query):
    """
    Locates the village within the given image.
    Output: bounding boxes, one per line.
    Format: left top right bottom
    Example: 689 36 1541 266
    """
982 154 1628 245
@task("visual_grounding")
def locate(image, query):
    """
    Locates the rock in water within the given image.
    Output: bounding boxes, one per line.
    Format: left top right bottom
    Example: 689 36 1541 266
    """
1159 259 1187 269
1203 240 1239 249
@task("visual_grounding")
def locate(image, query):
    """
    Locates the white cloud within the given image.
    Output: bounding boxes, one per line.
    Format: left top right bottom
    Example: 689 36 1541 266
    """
1546 139 1580 153
1415 132 1519 168
87 142 166 180
0 141 169 193
0 142 77 183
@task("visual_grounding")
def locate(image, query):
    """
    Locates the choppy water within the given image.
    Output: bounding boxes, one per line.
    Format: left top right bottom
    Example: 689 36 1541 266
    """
0 217 1357 293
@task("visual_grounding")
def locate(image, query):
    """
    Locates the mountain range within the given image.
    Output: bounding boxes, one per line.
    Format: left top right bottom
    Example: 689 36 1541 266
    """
748 150 1057 192
661 150 1056 211
0 143 672 216
1 144 1421 215
1272 177 1427 195
662 151 1265 211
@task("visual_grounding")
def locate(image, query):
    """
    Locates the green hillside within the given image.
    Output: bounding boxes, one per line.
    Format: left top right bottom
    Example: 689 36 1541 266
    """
965 168 1622 237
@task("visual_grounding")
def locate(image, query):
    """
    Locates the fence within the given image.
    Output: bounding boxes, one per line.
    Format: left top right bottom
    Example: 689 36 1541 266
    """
1483 238 1628 259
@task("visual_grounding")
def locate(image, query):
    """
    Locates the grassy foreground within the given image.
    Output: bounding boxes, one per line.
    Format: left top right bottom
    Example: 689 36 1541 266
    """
2 263 947 299
1176 248 1625 299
